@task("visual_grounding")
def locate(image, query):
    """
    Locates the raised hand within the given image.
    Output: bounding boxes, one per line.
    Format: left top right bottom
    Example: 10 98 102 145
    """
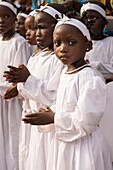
3 65 30 83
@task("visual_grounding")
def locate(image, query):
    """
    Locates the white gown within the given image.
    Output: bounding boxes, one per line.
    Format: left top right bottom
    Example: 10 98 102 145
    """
0 33 30 170
85 36 113 79
99 82 113 162
47 66 113 170
17 48 64 170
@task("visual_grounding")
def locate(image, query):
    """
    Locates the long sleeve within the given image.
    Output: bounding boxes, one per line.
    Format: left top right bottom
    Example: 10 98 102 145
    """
55 71 106 142
17 58 63 106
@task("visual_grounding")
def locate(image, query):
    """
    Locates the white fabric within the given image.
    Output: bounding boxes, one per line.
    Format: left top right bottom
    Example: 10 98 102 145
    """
80 2 106 18
0 1 17 14
55 16 91 40
18 13 28 19
85 37 113 79
17 49 64 170
47 66 112 170
28 10 37 17
0 33 30 170
100 82 113 162
38 5 62 20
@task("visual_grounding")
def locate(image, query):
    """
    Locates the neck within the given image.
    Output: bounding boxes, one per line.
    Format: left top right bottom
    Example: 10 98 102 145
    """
2 29 15 41
91 33 106 40
67 59 86 72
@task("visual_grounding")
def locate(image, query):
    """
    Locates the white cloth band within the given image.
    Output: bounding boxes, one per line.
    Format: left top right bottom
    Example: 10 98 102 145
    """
0 1 17 15
80 2 106 18
38 5 62 20
18 13 28 19
28 10 37 17
55 16 91 41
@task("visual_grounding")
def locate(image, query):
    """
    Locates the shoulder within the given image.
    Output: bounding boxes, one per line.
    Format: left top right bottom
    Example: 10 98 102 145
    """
78 66 105 84
12 33 29 45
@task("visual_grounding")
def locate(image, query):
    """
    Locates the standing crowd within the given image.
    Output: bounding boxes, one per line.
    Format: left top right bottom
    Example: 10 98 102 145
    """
0 0 113 170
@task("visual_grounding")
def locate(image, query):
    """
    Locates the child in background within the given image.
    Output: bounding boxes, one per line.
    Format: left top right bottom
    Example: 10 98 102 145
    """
3 3 67 170
80 1 113 82
25 10 37 54
15 12 28 38
45 16 112 170
0 0 30 170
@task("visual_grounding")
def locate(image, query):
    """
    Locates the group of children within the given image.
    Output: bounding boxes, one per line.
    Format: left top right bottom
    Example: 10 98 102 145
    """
0 0 113 170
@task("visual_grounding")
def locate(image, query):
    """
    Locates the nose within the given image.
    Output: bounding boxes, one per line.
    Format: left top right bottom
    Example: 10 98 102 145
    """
15 21 19 29
26 29 30 36
60 43 67 53
0 16 4 23
36 28 41 37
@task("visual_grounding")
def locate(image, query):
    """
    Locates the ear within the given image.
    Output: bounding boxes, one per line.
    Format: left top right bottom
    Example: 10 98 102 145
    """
86 40 92 52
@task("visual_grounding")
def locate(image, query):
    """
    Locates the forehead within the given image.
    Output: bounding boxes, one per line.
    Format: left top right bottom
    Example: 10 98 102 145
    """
35 12 55 23
25 16 34 23
0 5 14 14
54 24 84 38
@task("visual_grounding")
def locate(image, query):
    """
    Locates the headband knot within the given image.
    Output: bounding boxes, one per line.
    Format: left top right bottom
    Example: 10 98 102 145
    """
55 16 91 41
37 5 62 21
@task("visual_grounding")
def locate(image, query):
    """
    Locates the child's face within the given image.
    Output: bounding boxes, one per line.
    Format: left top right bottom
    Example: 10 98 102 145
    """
35 12 56 49
82 10 107 39
54 25 91 67
25 16 37 45
0 6 16 35
15 15 26 38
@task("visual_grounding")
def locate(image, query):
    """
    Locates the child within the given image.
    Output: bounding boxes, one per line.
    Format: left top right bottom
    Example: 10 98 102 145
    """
25 10 37 54
15 12 28 38
45 16 112 170
80 1 113 82
0 0 30 170
3 3 67 170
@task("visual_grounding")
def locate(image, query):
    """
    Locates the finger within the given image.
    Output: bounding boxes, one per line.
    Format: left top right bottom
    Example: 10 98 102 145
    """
18 64 25 69
24 113 40 117
7 65 19 71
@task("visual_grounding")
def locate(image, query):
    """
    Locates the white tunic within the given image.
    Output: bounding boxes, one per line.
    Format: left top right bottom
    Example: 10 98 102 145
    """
0 33 30 170
17 48 64 170
85 37 113 78
47 66 112 170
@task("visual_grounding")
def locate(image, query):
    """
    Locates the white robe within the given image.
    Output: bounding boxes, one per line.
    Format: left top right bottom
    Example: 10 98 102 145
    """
47 66 112 170
0 33 30 170
100 82 113 162
85 37 113 79
17 48 64 170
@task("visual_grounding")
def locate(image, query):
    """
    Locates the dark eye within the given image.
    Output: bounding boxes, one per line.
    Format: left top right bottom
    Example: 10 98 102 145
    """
68 40 76 46
4 15 9 19
30 26 36 30
54 40 61 46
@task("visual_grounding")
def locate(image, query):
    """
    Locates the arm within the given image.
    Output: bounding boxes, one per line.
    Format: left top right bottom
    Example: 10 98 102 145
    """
55 76 106 142
17 60 63 106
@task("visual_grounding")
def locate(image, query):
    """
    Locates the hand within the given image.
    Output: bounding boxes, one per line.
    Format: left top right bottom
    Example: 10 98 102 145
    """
2 84 18 99
106 76 113 83
22 108 54 125
3 65 30 83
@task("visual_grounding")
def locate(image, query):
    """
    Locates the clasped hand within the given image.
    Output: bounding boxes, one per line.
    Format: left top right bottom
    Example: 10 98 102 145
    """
22 108 54 125
3 65 30 83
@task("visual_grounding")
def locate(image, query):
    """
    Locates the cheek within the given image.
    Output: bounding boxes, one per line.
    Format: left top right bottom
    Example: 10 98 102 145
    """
54 47 60 57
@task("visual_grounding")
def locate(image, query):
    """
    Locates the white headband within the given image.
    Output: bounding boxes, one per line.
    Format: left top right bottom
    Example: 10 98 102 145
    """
0 1 17 15
18 13 28 19
80 2 106 18
28 10 37 17
55 16 91 41
38 5 62 20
